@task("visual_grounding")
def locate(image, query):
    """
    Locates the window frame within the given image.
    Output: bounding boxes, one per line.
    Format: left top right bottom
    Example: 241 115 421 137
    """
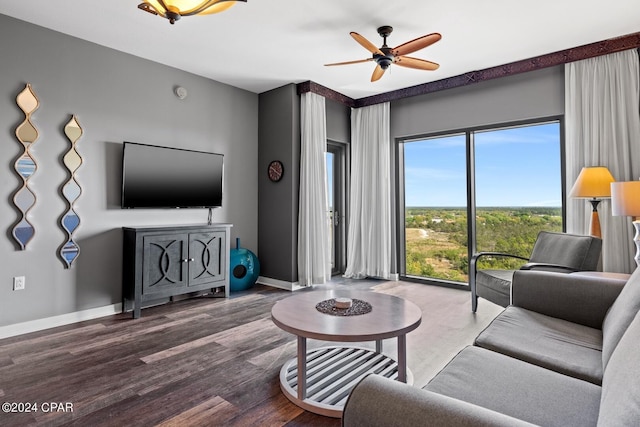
396 116 566 288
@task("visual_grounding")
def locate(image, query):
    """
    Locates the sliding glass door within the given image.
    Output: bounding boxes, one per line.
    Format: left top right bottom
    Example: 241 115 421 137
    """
399 120 563 285
474 124 563 266
402 134 469 282
327 142 347 275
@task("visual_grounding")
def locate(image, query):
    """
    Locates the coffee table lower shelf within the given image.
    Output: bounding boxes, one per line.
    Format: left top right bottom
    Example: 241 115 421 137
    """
279 345 414 418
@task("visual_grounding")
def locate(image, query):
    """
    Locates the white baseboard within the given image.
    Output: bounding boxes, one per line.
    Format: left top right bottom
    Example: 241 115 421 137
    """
0 303 123 340
257 276 307 291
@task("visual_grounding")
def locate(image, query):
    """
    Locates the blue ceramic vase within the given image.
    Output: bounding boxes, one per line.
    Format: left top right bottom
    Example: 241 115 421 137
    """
229 238 260 291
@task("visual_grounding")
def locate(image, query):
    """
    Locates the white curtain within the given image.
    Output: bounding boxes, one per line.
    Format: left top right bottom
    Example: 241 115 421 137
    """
298 92 331 286
565 49 640 273
344 102 392 279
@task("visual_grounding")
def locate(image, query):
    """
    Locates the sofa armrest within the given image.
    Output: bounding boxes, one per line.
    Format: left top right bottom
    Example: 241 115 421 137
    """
511 270 627 328
342 374 535 427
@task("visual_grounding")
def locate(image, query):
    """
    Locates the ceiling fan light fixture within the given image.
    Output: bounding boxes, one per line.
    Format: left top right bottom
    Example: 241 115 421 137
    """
138 0 246 24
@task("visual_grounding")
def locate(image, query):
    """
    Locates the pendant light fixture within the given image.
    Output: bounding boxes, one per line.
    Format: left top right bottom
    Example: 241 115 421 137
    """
138 0 246 25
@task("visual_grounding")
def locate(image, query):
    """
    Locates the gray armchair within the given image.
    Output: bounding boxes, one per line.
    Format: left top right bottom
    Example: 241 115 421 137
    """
469 231 602 312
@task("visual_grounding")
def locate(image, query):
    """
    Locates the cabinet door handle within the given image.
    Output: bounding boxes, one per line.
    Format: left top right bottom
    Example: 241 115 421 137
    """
188 258 195 262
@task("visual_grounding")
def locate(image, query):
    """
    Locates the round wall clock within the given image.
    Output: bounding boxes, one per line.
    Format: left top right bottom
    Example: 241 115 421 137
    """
268 160 284 182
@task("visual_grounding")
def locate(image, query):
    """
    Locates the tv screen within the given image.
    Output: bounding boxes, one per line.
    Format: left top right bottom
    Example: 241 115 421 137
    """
121 142 224 209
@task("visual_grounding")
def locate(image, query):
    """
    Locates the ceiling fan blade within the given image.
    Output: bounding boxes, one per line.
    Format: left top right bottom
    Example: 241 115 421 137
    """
392 33 442 56
325 58 373 67
371 65 386 82
351 32 385 55
394 56 440 71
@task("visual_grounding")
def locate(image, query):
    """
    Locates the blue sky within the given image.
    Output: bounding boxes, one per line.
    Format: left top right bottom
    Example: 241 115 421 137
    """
404 122 562 207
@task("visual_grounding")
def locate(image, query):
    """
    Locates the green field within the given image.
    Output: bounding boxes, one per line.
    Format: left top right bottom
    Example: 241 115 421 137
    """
405 207 563 282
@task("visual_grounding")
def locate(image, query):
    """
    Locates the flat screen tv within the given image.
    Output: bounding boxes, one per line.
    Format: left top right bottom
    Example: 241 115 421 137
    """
121 142 224 209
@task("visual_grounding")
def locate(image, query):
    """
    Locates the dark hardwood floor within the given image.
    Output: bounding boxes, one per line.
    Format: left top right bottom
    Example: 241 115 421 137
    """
0 278 502 427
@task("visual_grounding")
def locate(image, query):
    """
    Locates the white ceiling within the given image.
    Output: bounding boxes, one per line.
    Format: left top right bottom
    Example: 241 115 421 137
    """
2 1 639 99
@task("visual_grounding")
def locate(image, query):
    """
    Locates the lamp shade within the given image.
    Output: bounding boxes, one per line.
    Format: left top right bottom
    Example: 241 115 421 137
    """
611 181 640 218
569 166 616 199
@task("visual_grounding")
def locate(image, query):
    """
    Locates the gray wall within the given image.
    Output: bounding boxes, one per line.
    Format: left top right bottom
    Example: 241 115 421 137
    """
326 98 351 144
258 85 300 283
391 66 565 137
0 14 258 327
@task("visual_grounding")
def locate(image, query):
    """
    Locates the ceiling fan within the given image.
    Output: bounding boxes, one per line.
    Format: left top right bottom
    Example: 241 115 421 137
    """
325 26 441 82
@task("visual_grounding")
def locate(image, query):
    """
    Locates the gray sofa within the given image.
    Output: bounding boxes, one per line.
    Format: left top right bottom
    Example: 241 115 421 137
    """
342 269 640 426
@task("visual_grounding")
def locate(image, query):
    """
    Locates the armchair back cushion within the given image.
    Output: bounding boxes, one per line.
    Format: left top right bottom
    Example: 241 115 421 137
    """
601 268 640 368
528 231 602 270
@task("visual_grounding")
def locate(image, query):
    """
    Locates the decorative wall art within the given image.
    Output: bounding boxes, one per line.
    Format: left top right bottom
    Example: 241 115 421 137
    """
12 84 39 250
59 115 83 268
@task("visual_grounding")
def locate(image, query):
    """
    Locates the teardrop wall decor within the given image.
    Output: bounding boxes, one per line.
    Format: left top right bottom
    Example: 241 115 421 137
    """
59 115 83 268
12 83 40 250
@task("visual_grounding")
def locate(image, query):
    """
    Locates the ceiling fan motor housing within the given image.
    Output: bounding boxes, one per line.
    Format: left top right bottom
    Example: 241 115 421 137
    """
375 50 394 69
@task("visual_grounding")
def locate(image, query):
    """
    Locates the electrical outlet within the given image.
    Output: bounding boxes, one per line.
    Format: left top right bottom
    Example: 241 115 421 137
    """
13 276 25 291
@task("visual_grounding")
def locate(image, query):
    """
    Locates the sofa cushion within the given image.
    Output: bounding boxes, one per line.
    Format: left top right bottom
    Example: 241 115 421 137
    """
425 346 601 427
475 306 603 384
602 268 640 368
476 269 514 307
598 310 640 426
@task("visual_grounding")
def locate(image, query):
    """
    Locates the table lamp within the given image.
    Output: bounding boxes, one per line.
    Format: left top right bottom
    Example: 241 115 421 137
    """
569 166 615 238
611 181 640 267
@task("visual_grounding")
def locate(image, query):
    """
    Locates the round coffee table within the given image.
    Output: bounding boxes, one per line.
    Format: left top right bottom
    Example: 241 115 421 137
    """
271 290 422 418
